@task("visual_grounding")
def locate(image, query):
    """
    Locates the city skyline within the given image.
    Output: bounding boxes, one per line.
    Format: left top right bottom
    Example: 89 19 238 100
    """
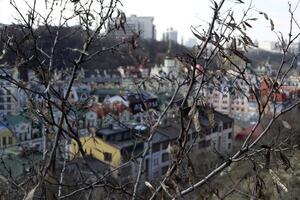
0 0 300 43
122 0 300 43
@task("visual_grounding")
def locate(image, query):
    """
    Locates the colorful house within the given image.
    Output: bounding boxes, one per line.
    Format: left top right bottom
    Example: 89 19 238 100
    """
71 126 144 168
0 125 16 148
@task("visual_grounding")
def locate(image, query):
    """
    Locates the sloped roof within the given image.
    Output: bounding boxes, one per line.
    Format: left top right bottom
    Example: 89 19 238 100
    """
5 114 31 126
235 124 263 141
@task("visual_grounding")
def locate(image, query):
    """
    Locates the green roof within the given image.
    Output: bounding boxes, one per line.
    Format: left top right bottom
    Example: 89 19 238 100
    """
6 114 31 126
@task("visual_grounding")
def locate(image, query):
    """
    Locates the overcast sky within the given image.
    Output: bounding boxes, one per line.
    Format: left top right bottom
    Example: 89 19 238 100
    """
122 0 300 43
0 0 300 43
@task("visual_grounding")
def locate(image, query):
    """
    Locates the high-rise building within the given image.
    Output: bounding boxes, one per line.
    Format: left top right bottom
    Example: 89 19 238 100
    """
112 15 156 40
162 27 178 43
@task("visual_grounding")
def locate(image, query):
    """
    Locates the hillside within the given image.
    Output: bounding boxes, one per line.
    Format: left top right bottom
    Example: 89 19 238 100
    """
0 25 187 72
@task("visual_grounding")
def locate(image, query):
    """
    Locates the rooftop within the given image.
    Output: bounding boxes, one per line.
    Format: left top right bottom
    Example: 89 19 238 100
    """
96 126 130 137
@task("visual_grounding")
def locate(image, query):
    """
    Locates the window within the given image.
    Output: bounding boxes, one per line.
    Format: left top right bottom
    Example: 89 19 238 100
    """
7 97 11 102
228 123 232 128
223 123 228 129
161 153 169 162
228 132 232 139
162 141 169 149
152 143 160 153
153 158 159 166
115 134 122 141
104 152 112 162
2 137 6 146
213 126 218 133
8 137 12 145
228 143 231 150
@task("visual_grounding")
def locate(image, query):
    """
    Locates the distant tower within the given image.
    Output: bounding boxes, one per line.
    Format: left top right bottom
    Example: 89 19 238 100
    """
163 38 176 76
163 27 178 43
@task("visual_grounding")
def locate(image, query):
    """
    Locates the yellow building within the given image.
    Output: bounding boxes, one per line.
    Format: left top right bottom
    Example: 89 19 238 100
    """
0 125 16 148
71 136 122 168
71 126 144 168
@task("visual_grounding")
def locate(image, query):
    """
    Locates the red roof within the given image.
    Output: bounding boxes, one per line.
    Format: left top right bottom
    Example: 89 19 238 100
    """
249 77 288 103
91 103 128 118
235 124 263 141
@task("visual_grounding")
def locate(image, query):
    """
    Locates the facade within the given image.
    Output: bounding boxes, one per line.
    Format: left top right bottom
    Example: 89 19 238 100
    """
0 68 19 115
201 77 255 121
249 77 289 115
71 125 145 181
0 125 16 148
4 114 44 151
144 106 234 180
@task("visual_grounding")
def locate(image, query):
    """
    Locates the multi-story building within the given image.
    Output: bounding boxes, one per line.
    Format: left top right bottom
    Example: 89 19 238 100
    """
113 15 156 40
0 68 20 115
145 106 233 180
71 105 233 181
249 77 289 115
71 125 145 182
201 77 254 121
162 27 178 43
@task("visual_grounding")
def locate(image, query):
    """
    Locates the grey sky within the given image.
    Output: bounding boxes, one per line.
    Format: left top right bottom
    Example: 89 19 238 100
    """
122 0 300 43
0 0 299 43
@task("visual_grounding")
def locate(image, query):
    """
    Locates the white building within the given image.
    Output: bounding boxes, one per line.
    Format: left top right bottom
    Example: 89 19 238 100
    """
258 41 280 52
144 107 234 180
113 15 156 40
0 68 20 115
201 71 258 122
150 49 178 78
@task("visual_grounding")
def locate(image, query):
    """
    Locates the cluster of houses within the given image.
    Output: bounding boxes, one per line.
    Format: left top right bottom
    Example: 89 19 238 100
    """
1 46 300 182
0 63 236 182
